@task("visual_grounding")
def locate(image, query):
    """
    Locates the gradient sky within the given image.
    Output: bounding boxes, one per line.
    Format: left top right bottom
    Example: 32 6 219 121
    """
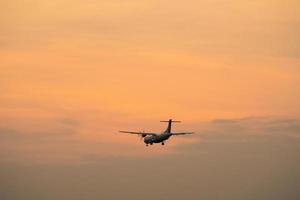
1 0 300 199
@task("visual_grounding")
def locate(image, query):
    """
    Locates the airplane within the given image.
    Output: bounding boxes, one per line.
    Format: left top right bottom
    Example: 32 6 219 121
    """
119 119 194 146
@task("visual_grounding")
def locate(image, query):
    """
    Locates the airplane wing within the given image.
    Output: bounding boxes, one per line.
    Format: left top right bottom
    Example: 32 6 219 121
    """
172 132 194 135
119 131 157 136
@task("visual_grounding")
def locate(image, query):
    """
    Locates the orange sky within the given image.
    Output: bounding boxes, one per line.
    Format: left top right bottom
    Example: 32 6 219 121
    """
1 0 300 163
1 2 300 200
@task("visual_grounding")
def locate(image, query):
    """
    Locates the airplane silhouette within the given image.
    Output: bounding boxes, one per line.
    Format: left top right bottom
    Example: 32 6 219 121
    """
119 119 194 146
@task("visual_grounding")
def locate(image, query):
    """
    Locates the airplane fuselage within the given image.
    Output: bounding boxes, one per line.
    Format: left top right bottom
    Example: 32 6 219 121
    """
144 132 172 145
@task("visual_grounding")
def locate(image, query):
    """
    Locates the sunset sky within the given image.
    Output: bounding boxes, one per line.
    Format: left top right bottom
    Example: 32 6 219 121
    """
1 0 300 199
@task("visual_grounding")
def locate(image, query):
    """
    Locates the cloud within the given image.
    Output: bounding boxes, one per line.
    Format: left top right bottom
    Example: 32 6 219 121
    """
0 127 76 141
59 118 80 126
0 116 300 200
205 116 300 136
0 128 20 140
170 117 300 158
0 117 79 141
211 119 239 124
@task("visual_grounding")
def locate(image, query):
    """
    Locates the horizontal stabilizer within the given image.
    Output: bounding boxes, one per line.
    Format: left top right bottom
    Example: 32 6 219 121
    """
160 120 181 123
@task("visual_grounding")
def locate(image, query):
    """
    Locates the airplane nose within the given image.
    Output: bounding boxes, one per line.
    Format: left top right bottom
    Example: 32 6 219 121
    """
143 136 151 143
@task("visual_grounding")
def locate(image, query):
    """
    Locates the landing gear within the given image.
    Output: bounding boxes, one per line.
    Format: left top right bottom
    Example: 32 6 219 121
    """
161 142 165 145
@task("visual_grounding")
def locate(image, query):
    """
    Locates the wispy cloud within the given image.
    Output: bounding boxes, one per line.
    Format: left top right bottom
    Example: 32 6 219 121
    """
1 116 299 200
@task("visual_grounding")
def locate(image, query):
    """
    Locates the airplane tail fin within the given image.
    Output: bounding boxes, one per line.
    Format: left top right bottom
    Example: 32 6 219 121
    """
160 119 181 133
